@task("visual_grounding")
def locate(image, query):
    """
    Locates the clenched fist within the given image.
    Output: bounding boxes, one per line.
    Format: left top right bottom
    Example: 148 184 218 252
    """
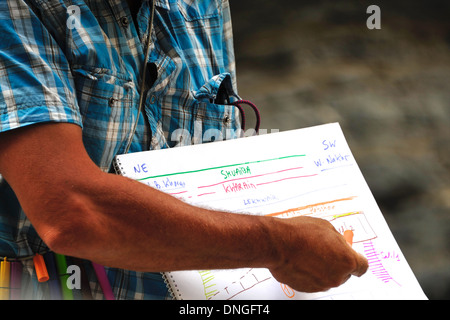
268 216 369 293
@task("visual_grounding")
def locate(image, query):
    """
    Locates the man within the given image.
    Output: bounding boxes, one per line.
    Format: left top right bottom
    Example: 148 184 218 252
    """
0 0 367 299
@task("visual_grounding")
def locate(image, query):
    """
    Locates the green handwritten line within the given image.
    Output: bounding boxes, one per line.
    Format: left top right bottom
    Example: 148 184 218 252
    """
137 154 306 181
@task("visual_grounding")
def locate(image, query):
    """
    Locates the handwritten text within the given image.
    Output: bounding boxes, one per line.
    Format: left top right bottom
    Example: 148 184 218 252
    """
221 166 251 180
223 181 256 193
153 177 186 190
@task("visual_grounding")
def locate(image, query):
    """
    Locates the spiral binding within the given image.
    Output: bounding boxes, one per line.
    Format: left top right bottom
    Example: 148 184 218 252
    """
161 272 182 300
113 157 125 176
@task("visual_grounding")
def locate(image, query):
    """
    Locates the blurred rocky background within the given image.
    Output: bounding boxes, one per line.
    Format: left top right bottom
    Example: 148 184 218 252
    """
230 0 450 299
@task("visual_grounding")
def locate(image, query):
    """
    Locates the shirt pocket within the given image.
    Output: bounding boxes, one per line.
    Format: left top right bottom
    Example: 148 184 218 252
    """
73 68 138 170
176 0 222 22
192 100 240 144
166 72 241 147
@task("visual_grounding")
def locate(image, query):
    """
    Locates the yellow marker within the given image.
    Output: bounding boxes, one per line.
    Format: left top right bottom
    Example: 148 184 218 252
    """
0 257 11 300
344 230 354 247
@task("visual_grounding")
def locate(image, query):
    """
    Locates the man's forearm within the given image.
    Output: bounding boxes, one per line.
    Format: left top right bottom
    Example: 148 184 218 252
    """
0 123 278 272
50 170 279 272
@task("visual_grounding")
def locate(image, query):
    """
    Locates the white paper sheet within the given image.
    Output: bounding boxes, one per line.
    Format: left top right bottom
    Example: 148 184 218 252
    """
114 123 427 300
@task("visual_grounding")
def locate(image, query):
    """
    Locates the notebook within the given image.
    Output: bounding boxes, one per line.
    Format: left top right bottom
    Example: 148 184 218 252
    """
113 123 427 300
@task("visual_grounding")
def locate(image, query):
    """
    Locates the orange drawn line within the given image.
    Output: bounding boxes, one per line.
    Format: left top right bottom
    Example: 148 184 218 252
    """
265 196 356 217
280 283 296 298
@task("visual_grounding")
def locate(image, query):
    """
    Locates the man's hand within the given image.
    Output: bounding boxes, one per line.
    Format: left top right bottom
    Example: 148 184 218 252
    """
268 216 369 293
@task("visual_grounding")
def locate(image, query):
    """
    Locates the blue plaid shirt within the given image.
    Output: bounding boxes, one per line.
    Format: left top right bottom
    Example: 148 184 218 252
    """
0 0 241 299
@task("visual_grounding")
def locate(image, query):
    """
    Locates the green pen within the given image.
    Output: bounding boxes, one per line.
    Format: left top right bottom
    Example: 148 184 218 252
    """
54 253 73 300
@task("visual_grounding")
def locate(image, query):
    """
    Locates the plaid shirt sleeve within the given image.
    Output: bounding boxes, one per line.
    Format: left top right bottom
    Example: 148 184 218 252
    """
0 0 81 132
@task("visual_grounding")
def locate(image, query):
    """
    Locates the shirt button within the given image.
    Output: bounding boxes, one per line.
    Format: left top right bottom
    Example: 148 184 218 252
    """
223 115 231 124
120 16 129 28
150 95 156 104
109 97 117 107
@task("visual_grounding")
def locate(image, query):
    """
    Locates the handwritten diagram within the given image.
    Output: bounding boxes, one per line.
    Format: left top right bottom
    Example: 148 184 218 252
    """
115 123 427 300
363 240 401 286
